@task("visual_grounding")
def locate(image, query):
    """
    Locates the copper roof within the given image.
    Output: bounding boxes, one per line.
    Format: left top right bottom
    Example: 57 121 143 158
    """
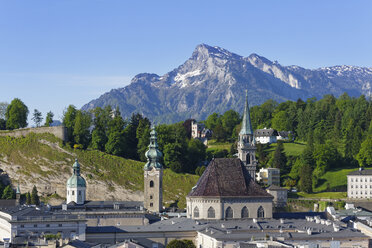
188 158 273 198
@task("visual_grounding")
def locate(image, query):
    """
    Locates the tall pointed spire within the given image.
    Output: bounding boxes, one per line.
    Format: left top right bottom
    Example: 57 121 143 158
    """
239 90 253 135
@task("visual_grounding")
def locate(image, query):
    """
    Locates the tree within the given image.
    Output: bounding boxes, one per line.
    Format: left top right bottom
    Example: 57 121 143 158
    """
44 111 54 127
186 139 206 173
299 164 313 193
213 124 227 142
205 113 221 130
221 110 241 138
0 119 5 130
122 113 145 160
32 109 43 127
31 185 40 205
0 102 9 119
5 98 29 129
271 142 287 170
91 106 111 151
166 239 196 248
272 110 291 131
1 185 14 199
105 108 126 156
357 136 372 167
73 110 92 148
136 118 151 162
163 142 185 173
26 192 31 205
63 105 78 143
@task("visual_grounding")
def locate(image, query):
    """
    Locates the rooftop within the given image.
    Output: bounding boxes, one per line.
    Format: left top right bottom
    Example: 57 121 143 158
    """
188 158 273 198
86 217 367 240
348 169 372 176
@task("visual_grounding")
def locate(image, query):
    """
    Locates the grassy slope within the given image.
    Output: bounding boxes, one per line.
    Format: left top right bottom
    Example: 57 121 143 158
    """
0 133 199 208
207 140 231 151
268 141 306 157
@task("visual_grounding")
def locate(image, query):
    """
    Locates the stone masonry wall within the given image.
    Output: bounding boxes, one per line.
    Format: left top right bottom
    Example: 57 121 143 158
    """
0 126 68 142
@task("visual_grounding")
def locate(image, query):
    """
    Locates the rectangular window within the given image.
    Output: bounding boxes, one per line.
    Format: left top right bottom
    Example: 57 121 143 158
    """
34 224 37 227
46 224 50 227
351 178 354 182
59 224 62 227
72 191 75 195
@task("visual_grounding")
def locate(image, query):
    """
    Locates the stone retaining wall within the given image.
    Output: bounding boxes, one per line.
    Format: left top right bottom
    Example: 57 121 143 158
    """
0 126 68 142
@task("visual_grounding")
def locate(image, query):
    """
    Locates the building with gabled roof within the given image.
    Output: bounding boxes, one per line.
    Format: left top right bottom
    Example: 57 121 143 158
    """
186 158 273 220
186 91 274 220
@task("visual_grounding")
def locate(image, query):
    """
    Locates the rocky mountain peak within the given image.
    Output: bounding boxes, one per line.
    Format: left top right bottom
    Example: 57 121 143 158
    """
191 44 241 61
131 73 160 85
82 44 371 124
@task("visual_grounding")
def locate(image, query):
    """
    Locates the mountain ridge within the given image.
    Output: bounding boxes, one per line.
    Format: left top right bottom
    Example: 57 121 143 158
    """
82 44 371 123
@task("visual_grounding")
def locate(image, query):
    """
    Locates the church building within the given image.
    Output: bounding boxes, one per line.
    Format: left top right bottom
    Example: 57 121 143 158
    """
186 91 273 220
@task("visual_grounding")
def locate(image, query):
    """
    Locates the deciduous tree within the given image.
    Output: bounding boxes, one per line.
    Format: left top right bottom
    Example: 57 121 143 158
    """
6 98 29 129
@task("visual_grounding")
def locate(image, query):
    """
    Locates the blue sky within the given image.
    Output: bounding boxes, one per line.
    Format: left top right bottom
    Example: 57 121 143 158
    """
0 0 371 125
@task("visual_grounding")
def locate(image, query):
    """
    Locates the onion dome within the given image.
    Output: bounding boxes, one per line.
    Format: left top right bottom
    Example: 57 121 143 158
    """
144 126 163 170
67 159 86 188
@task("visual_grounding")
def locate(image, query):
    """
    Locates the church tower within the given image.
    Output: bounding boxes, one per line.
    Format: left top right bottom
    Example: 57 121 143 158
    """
238 90 257 179
67 159 86 205
144 127 163 213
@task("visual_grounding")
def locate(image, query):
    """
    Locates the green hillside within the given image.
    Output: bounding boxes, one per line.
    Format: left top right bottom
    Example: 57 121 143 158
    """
0 132 199 208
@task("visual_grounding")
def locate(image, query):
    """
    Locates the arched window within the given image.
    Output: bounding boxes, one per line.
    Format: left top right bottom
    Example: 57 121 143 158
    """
194 207 199 218
207 207 215 218
150 181 154 188
241 206 249 218
225 207 233 219
257 206 265 218
246 154 250 164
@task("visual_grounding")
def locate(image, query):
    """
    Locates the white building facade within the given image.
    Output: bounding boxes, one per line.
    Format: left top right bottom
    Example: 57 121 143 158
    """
347 168 372 199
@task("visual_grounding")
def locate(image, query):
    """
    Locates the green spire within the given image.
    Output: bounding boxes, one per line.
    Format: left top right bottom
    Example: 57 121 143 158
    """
239 90 253 135
144 126 163 170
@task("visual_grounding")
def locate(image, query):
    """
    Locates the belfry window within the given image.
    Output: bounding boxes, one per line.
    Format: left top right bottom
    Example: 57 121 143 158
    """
150 181 154 188
207 207 215 218
246 154 250 164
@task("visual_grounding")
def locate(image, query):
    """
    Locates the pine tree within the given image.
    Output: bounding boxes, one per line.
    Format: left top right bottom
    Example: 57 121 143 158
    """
26 192 31 205
299 164 313 193
271 142 287 170
31 185 40 205
44 111 54 127
1 185 14 199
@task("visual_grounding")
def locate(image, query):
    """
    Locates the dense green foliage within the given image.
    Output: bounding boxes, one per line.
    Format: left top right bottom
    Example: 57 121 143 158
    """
31 185 40 205
5 98 29 129
166 240 196 248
